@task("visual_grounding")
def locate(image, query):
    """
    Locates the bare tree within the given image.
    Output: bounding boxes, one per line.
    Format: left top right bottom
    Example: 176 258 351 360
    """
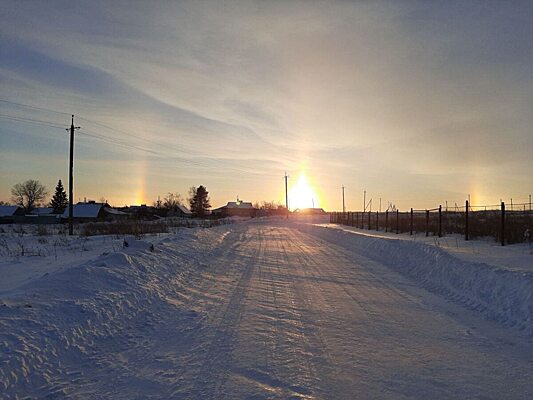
11 179 48 211
163 192 183 211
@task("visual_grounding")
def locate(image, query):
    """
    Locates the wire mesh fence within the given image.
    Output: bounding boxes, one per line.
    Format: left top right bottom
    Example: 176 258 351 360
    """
330 200 533 245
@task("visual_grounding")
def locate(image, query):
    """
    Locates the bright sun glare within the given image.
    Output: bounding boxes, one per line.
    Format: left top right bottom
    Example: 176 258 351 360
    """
289 174 318 211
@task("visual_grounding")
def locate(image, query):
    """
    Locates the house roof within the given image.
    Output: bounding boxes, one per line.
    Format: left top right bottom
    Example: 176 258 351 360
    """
61 203 105 218
225 201 254 209
103 207 127 216
0 205 21 217
212 201 255 213
176 204 192 214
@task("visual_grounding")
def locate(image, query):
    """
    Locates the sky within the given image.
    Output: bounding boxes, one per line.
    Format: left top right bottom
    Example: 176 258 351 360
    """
1 0 532 211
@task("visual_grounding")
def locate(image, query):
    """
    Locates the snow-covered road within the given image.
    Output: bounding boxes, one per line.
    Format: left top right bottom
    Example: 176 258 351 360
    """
1 220 532 399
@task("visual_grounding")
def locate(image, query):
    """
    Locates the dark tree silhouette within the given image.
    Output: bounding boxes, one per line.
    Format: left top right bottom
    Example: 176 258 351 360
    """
11 179 48 211
189 185 211 217
162 192 183 211
49 179 68 214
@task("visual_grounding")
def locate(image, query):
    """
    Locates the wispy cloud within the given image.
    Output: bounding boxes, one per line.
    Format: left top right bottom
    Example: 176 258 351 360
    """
1 1 532 208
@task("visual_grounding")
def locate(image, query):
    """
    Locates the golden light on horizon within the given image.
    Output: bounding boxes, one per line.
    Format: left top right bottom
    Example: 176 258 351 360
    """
289 173 319 211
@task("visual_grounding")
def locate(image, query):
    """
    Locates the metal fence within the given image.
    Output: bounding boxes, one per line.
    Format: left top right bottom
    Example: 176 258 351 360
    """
330 201 532 245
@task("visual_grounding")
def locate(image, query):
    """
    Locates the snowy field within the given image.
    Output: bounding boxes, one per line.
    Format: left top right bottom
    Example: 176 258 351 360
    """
1 217 532 399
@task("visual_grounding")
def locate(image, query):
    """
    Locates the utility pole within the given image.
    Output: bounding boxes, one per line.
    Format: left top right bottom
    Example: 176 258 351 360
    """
67 115 80 236
284 172 289 219
363 190 366 212
342 185 345 213
379 197 382 213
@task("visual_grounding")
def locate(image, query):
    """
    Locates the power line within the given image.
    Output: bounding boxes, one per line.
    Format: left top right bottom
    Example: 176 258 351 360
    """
0 114 65 129
1 100 284 179
0 99 71 116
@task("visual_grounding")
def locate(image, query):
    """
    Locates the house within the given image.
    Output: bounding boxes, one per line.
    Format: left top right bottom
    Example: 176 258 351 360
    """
212 200 256 218
0 205 25 224
25 207 61 224
61 202 106 222
173 204 192 218
30 207 55 215
121 204 157 219
61 201 127 222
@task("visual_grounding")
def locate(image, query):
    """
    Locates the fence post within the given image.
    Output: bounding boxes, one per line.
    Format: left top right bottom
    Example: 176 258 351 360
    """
425 209 429 237
501 201 505 246
438 205 442 237
385 210 388 232
410 208 413 235
368 211 371 230
376 211 379 231
396 209 399 234
351 212 354 227
465 200 469 241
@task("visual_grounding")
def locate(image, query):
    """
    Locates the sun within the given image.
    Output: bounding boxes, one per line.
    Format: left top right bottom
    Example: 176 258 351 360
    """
289 173 318 210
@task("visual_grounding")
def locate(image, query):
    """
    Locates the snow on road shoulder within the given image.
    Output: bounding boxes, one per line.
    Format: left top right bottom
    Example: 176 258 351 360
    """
300 223 533 336
0 225 234 396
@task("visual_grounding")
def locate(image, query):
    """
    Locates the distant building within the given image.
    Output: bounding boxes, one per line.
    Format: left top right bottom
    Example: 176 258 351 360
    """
25 207 60 224
0 205 25 224
212 200 256 218
61 201 127 222
173 204 193 218
30 207 55 215
121 204 158 219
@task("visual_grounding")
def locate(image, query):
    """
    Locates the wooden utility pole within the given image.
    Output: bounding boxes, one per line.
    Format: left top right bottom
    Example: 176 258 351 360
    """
284 172 289 219
501 201 505 246
67 115 80 235
342 185 345 213
465 200 469 241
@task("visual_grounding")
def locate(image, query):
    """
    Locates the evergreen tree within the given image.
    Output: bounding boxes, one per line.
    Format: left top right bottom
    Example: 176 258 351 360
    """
50 179 68 214
189 185 211 217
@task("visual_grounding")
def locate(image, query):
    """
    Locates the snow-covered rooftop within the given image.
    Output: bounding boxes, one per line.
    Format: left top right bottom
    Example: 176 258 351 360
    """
0 205 21 217
61 203 105 218
224 201 254 209
103 207 127 216
176 204 192 214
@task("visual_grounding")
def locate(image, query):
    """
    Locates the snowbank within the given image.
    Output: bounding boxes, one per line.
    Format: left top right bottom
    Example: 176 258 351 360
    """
0 226 233 396
300 224 533 336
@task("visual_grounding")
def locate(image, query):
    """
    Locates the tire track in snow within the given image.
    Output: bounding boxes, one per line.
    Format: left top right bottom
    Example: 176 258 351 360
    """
185 227 264 398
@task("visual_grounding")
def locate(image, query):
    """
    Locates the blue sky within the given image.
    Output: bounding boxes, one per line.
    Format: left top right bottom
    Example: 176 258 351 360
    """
1 1 532 210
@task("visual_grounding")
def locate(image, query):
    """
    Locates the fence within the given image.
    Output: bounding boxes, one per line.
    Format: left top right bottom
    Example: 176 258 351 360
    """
330 201 533 245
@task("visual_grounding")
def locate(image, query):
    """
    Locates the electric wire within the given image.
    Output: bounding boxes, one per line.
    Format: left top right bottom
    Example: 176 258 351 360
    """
0 99 300 182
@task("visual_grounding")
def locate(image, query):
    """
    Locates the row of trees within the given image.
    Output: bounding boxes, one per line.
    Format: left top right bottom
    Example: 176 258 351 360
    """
155 185 211 217
4 179 212 218
6 179 68 213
